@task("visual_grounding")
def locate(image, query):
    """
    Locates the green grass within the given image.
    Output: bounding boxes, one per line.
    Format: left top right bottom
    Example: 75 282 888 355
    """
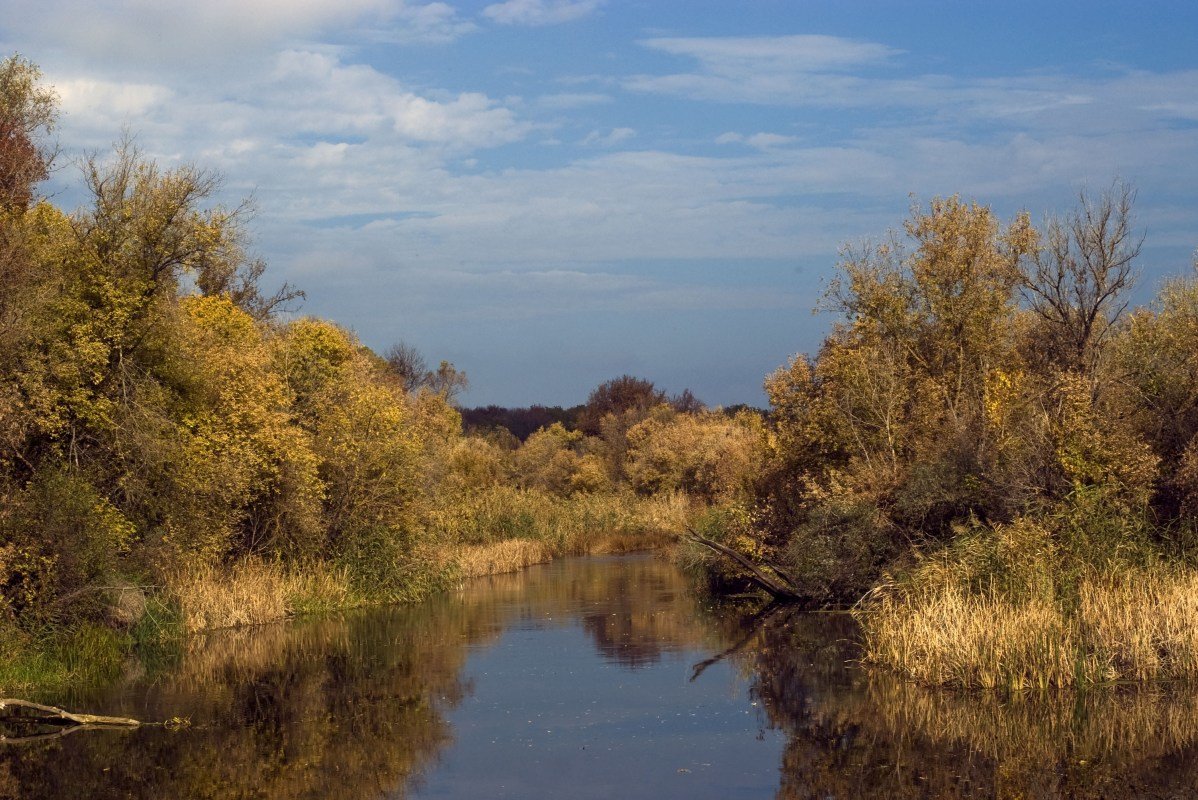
0 622 129 694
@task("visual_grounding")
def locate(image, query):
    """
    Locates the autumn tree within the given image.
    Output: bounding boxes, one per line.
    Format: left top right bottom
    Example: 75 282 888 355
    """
575 375 666 435
0 55 56 210
754 198 1042 601
1114 267 1198 520
0 56 57 471
625 409 762 501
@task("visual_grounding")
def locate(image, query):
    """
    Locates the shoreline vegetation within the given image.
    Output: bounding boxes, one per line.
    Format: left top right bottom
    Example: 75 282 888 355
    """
6 55 1198 696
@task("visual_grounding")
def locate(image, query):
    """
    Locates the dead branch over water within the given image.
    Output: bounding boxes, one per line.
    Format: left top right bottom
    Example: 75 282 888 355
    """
0 698 141 744
686 530 809 604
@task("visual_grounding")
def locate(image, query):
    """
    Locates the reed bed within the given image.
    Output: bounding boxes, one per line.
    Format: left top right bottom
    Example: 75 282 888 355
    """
166 561 291 633
165 560 357 634
860 565 1198 690
1077 567 1198 683
455 539 553 578
443 488 692 579
159 489 696 633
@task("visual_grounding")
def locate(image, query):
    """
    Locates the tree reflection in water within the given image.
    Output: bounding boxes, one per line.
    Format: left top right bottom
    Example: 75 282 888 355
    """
2 554 1197 799
742 610 1198 799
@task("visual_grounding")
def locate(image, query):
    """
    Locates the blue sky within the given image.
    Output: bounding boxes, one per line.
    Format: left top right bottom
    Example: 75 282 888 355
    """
5 1 1198 406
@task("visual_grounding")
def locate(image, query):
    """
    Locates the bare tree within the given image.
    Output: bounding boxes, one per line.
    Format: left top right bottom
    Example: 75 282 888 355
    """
1020 181 1142 375
384 341 428 393
670 388 705 414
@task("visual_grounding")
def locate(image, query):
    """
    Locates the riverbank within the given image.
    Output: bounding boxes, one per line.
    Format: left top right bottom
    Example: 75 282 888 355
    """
0 489 698 693
853 513 1198 691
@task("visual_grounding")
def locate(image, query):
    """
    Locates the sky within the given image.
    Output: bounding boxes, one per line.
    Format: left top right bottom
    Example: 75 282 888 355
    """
4 1 1198 407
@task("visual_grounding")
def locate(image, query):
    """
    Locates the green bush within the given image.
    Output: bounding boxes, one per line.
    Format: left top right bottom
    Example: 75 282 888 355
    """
2 471 134 625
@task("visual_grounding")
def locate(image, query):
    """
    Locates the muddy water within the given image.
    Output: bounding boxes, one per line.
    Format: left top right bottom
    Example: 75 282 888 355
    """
3 553 1198 798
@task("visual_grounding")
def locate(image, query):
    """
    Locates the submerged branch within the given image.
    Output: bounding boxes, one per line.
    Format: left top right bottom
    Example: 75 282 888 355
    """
0 698 141 743
685 530 809 604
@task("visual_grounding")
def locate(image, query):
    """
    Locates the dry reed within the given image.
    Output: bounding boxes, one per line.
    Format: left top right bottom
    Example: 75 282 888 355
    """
455 539 553 578
860 565 1198 690
166 560 355 633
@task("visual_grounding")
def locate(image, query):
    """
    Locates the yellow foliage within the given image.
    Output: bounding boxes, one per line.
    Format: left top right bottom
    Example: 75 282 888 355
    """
625 410 763 501
512 422 587 494
1052 371 1157 509
444 435 509 492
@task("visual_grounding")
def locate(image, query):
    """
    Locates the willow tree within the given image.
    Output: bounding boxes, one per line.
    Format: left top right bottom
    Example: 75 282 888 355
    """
757 198 1039 601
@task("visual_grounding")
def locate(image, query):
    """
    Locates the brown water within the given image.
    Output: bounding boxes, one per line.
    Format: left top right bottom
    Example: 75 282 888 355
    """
2 553 1197 798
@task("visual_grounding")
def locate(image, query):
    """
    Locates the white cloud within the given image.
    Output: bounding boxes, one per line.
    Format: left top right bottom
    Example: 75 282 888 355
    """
392 92 528 146
581 127 636 147
630 35 903 108
295 141 355 169
55 78 172 120
715 132 796 149
257 50 531 148
4 0 374 67
482 0 603 26
385 1 477 43
642 35 899 74
628 34 908 108
3 0 471 73
627 29 1198 167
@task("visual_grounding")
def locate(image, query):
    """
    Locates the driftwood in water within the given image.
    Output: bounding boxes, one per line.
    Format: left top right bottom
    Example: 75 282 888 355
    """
685 530 808 604
0 699 140 728
0 699 140 744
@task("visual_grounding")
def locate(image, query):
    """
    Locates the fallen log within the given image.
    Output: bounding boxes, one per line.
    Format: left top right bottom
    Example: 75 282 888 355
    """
0 699 140 728
0 699 141 744
685 530 808 604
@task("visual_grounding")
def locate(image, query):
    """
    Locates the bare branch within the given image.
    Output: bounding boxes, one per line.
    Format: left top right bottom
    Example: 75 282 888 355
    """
1019 180 1142 374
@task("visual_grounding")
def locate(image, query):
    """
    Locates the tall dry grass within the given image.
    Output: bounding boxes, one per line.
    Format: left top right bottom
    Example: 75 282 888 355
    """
165 560 355 634
860 584 1075 691
860 566 1198 690
1077 567 1198 682
455 539 553 579
161 490 697 631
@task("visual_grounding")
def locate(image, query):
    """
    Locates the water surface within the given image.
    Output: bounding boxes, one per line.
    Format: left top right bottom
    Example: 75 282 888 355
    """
3 553 1198 798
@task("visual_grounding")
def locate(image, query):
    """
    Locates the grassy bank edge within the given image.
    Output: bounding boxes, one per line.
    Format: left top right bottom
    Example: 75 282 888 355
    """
0 489 700 694
855 535 1198 693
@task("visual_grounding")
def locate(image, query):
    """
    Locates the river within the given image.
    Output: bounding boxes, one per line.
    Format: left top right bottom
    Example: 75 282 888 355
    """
2 553 1197 798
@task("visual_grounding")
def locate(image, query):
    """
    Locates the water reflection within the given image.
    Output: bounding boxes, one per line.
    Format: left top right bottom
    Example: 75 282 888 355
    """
2 554 1197 799
741 609 1198 798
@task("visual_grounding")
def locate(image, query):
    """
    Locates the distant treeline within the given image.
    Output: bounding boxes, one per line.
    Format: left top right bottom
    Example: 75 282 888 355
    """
462 405 582 441
461 394 764 441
